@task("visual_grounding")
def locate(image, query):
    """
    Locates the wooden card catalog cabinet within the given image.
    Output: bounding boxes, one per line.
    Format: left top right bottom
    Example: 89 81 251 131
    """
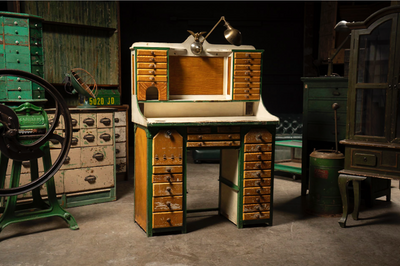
131 35 279 236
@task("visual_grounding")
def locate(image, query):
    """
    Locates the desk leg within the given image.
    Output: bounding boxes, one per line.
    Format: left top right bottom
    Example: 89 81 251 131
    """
338 174 349 228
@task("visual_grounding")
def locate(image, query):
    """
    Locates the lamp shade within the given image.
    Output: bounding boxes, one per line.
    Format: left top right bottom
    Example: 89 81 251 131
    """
224 22 242 46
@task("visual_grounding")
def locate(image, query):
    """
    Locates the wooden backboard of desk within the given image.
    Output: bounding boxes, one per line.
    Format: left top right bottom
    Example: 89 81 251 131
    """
131 37 279 236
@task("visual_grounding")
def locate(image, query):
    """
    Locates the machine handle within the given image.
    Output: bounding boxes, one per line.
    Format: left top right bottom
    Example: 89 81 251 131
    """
83 118 95 126
100 117 111 126
93 153 104 161
84 175 97 183
83 134 95 142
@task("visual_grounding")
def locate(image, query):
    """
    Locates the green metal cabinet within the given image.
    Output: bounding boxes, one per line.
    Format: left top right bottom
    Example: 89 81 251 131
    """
0 12 45 102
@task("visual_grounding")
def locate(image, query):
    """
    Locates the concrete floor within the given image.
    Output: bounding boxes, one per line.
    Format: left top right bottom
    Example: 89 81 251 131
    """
1 158 400 266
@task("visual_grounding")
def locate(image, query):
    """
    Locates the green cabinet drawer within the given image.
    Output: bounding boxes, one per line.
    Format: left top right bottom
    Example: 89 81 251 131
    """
353 152 377 167
6 62 30 71
5 53 30 64
31 55 43 65
30 38 42 47
3 17 28 27
4 25 29 36
7 90 31 100
5 45 30 55
308 99 347 112
32 66 44 77
30 47 43 56
32 89 45 100
4 35 29 46
29 29 42 39
307 87 348 99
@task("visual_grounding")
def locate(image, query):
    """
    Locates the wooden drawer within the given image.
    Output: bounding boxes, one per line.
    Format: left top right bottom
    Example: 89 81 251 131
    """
243 211 270 220
153 173 183 183
352 152 377 167
245 129 272 143
244 161 271 170
137 56 167 63
243 186 271 195
64 165 114 193
115 125 127 143
187 141 240 148
233 88 260 94
243 203 271 212
81 145 114 167
81 128 97 146
47 114 64 129
153 196 183 212
244 144 272 152
243 170 271 179
51 147 81 170
137 69 167 75
97 113 113 128
71 113 80 129
137 75 167 82
152 130 183 166
153 182 183 197
116 157 127 173
234 70 261 76
234 59 261 65
233 93 260 101
243 195 271 204
97 128 113 146
153 165 183 174
114 111 126 127
187 134 240 141
244 152 272 161
234 64 261 70
235 52 262 59
80 113 97 128
115 142 126 157
217 126 240 133
243 178 271 187
153 211 183 229
136 62 167 69
233 76 261 82
137 50 168 56
187 126 211 133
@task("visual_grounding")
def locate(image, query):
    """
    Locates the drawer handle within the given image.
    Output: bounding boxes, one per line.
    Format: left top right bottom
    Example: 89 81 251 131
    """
256 197 260 202
256 172 261 177
71 119 78 126
116 149 120 154
22 161 30 168
100 117 111 126
332 89 340 96
83 118 95 126
50 139 60 144
166 187 172 193
256 181 261 186
64 156 70 164
84 175 97 183
256 145 261 151
256 189 261 194
166 130 172 137
256 134 262 141
93 153 104 161
166 202 171 208
84 134 95 142
166 168 172 173
166 218 171 223
114 118 120 123
100 133 111 141
363 157 368 162
198 135 203 140
71 137 78 145
115 133 120 139
257 155 261 160
166 176 171 182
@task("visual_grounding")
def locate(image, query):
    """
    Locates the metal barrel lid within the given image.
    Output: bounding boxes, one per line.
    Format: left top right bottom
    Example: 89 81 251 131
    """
310 149 344 159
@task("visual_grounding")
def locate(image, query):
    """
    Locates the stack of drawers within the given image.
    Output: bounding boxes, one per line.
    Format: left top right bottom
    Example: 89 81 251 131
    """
232 52 262 101
136 49 168 101
0 12 45 102
186 126 241 148
242 129 272 220
152 129 183 229
114 109 128 175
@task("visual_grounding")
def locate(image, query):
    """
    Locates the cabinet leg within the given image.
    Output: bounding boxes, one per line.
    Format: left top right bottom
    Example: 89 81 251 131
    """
338 175 349 228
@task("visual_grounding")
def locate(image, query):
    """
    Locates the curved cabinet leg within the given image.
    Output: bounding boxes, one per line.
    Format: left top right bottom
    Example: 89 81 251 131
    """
338 174 349 228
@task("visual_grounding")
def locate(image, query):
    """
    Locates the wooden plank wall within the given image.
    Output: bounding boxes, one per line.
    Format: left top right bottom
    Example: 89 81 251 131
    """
21 1 119 86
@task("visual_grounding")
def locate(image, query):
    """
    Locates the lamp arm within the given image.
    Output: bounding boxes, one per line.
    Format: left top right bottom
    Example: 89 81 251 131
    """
327 33 351 76
202 16 226 44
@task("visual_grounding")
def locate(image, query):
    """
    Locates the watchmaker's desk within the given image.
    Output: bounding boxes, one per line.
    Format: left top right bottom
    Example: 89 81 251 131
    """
131 37 279 236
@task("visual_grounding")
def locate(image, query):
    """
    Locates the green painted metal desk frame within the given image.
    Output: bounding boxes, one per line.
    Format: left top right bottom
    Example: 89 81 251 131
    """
274 140 302 176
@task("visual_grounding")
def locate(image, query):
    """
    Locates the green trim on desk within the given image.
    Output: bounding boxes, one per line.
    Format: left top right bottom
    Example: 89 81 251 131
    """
275 140 302 148
274 163 302 175
219 177 239 192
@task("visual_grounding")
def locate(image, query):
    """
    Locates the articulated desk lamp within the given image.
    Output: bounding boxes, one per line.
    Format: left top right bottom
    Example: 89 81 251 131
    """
327 20 351 76
188 16 242 55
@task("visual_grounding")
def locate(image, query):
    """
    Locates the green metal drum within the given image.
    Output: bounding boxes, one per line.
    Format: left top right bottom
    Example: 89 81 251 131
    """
308 149 344 215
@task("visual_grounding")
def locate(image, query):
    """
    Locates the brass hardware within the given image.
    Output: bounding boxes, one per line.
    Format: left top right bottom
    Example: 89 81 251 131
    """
155 154 159 160
166 168 172 173
163 154 167 160
171 154 174 160
166 187 172 193
114 118 119 123
257 155 261 160
166 218 171 223
256 189 261 193
166 176 171 182
256 134 262 141
71 119 77 126
166 202 171 208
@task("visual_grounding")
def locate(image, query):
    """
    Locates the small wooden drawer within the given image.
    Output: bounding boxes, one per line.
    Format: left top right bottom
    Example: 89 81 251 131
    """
187 127 211 133
153 211 183 229
80 113 97 128
243 186 271 196
233 76 261 82
137 75 167 82
187 141 240 148
81 145 114 167
153 182 183 197
81 128 97 146
235 52 262 59
137 69 167 75
137 82 167 101
137 56 167 63
64 165 114 193
217 126 240 133
97 128 113 146
233 94 260 101
233 82 260 88
187 134 240 141
234 88 260 94
153 196 183 212
234 64 261 70
51 147 81 170
243 178 271 187
245 129 272 143
243 195 271 204
244 161 271 170
353 152 377 167
114 126 127 142
153 173 183 183
243 211 270 221
136 62 167 69
244 152 272 161
244 144 272 152
243 170 272 179
243 203 271 212
153 165 183 174
234 70 261 76
97 113 113 128
137 50 168 56
234 59 262 65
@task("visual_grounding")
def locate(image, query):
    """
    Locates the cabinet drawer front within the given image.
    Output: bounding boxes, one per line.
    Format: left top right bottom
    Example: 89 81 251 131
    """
114 111 126 127
235 52 262 59
187 127 211 133
64 165 114 193
71 113 80 129
115 142 126 157
153 129 183 165
244 186 271 195
244 144 272 152
153 182 183 197
234 59 261 65
153 165 183 174
153 173 183 183
233 77 260 82
353 152 377 167
97 113 113 128
97 128 113 146
4 35 29 46
234 70 261 76
137 50 168 56
243 195 271 204
51 147 81 170
81 145 114 167
308 99 347 112
234 64 261 70
47 114 64 129
243 211 270 220
217 126 241 133
233 93 259 101
307 87 347 99
243 203 271 212
70 130 81 148
7 158 44 175
187 134 240 141
80 113 97 128
136 62 167 69
137 56 167 63
233 82 261 88
243 170 271 179
244 161 271 170
187 141 240 148
153 211 183 229
244 152 272 161
81 128 97 146
243 178 271 187
137 75 167 82
153 196 183 212
137 82 167 101
137 69 167 75
49 130 64 149
116 157 127 173
3 17 28 27
233 88 260 94
115 126 127 142
245 129 272 143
